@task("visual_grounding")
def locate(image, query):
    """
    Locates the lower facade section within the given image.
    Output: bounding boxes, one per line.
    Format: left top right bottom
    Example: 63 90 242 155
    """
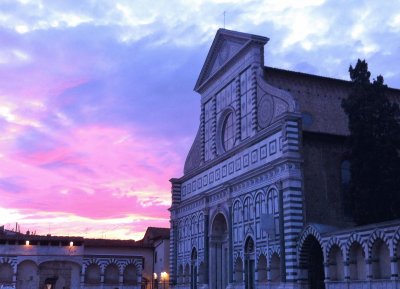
171 280 400 289
170 219 400 289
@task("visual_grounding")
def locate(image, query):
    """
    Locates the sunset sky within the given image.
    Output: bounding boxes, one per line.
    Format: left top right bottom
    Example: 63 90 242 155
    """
1 0 399 240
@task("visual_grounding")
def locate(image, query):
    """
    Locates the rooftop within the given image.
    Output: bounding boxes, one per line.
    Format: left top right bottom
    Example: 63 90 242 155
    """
0 225 169 248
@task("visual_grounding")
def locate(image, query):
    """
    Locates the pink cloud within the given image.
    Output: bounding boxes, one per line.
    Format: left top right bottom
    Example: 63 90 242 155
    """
0 47 178 238
0 124 182 238
0 17 193 240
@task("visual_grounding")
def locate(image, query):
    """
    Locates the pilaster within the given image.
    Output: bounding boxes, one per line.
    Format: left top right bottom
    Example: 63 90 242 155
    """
204 209 209 285
170 179 182 206
170 220 178 285
280 116 303 283
282 117 301 155
211 96 217 158
80 270 85 289
324 262 329 283
250 64 258 137
100 274 104 289
390 256 398 280
366 258 372 280
281 176 304 282
200 103 206 163
228 202 234 284
344 260 350 281
234 76 241 143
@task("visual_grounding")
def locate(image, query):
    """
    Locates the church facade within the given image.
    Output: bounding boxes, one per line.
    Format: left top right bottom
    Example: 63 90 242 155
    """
169 29 400 289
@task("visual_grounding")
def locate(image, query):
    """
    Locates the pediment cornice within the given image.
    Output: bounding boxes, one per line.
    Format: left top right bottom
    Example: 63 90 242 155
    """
194 29 269 93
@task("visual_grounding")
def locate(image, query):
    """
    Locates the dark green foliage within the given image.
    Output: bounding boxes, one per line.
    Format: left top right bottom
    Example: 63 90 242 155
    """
342 59 400 225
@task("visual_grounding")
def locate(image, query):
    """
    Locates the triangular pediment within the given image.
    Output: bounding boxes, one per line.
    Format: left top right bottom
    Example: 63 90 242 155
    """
207 38 245 78
194 29 269 93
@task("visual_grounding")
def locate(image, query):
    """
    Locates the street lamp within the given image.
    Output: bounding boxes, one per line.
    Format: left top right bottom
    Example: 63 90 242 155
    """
160 272 168 289
153 273 158 289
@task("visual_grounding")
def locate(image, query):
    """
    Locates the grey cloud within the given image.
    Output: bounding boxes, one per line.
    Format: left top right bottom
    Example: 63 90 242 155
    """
0 177 26 193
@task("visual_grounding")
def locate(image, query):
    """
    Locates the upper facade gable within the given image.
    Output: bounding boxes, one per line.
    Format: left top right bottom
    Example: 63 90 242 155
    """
182 30 299 177
194 29 269 93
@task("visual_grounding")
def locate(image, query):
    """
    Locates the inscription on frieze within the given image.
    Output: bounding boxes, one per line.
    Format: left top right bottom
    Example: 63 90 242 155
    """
181 131 283 201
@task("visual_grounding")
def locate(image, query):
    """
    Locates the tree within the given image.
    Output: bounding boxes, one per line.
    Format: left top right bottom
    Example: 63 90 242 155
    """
342 59 400 225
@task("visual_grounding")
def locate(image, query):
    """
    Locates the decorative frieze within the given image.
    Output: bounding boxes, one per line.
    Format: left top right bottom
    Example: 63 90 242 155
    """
181 131 283 200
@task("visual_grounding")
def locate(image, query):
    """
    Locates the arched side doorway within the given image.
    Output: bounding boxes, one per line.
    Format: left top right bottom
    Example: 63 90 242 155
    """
257 254 267 283
328 245 344 281
191 248 198 289
123 264 138 285
0 263 13 285
299 235 325 289
397 241 400 281
38 261 81 289
270 253 281 282
178 265 184 284
210 213 228 289
85 264 101 284
185 264 190 284
198 262 205 285
371 239 390 279
104 263 119 285
17 260 39 289
234 257 243 283
244 237 255 289
348 242 365 280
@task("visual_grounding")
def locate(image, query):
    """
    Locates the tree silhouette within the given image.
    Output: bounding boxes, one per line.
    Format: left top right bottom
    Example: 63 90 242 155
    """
342 59 400 224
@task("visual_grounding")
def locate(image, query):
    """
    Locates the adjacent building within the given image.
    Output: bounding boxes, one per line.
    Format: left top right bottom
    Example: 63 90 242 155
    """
0 226 169 289
169 29 400 289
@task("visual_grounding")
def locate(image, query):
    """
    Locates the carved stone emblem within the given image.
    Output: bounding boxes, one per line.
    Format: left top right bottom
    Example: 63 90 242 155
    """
218 43 230 65
258 94 274 128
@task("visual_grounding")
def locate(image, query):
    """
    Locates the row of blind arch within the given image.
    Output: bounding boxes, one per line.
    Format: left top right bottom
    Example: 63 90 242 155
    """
233 188 279 223
177 188 280 240
175 253 282 284
323 239 398 280
0 262 140 285
85 263 140 284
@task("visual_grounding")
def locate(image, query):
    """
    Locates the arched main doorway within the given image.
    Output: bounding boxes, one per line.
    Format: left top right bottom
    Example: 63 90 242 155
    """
191 248 198 289
210 213 228 289
244 237 255 289
300 235 325 289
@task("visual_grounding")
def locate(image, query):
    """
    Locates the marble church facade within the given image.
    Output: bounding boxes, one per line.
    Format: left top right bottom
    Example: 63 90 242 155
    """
169 29 400 289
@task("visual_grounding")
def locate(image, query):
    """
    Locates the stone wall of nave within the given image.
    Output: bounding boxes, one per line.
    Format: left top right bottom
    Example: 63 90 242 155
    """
302 133 349 227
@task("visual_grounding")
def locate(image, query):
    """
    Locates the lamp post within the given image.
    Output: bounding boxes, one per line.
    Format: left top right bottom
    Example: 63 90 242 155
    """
153 273 158 289
161 272 168 289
